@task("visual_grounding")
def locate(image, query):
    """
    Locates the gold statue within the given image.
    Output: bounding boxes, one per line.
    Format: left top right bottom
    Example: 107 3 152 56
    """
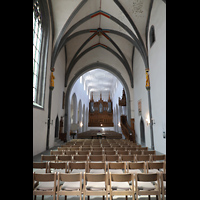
50 68 55 90
145 69 150 89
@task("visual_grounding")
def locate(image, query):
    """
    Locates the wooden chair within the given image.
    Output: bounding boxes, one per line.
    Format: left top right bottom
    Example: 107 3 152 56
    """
121 155 135 162
73 155 88 162
135 173 161 200
108 162 126 174
88 162 106 174
33 172 56 200
50 150 64 155
117 150 129 155
105 155 119 163
161 172 166 200
104 150 116 155
88 155 105 162
68 162 87 174
129 150 142 155
135 155 151 162
127 162 147 174
33 162 48 174
77 150 90 155
143 150 156 155
92 147 103 151
57 155 72 163
57 147 69 151
109 173 134 200
83 172 108 200
57 172 82 200
151 154 166 162
147 162 166 173
64 150 77 156
90 151 103 155
49 162 67 173
41 155 56 162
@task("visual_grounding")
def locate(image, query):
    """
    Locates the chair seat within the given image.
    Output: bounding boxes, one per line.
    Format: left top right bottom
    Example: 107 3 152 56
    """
51 169 66 173
111 181 131 191
129 169 142 174
86 181 105 191
36 182 54 191
33 169 46 174
148 169 160 173
71 169 85 173
90 169 105 174
137 181 155 191
61 181 80 191
109 169 124 174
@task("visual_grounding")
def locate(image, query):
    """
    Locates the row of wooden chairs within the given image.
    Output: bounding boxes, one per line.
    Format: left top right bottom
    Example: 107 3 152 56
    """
58 146 146 151
51 149 156 156
62 138 141 147
42 154 165 163
33 171 166 200
33 161 166 175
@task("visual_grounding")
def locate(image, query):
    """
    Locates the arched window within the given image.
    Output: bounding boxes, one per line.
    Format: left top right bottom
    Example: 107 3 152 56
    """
33 0 50 108
33 1 43 105
149 25 156 48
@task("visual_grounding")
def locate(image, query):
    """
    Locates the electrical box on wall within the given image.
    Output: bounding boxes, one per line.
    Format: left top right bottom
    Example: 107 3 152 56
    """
163 131 166 139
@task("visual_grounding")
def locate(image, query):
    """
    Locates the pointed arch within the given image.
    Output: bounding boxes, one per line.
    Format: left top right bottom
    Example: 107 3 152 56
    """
64 62 131 137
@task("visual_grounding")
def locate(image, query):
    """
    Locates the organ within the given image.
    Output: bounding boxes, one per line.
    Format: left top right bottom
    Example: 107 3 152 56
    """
88 92 114 127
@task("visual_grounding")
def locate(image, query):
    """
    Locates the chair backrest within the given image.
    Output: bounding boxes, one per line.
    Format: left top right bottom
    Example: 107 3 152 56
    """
77 150 90 155
73 155 88 162
135 155 151 162
58 147 69 151
33 172 56 181
84 172 108 182
33 162 48 173
33 172 56 190
89 155 104 162
88 162 106 172
58 172 82 191
49 162 67 173
105 155 119 162
50 150 63 155
108 162 126 171
120 155 135 162
110 173 133 182
90 151 103 155
129 150 142 155
143 150 156 155
151 154 166 162
57 155 72 162
68 162 86 172
147 162 166 173
117 150 129 155
127 162 147 173
136 173 159 182
64 150 77 155
41 155 56 162
104 151 116 155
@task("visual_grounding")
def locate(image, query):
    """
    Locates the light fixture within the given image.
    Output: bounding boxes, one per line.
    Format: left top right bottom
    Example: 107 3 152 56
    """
118 122 121 127
80 122 83 127
146 115 150 126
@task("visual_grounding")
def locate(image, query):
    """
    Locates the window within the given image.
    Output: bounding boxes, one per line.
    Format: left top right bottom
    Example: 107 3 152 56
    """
33 1 43 106
149 25 156 48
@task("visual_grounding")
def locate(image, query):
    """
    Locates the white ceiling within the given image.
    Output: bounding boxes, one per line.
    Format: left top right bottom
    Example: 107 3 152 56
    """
81 68 122 101
50 0 161 98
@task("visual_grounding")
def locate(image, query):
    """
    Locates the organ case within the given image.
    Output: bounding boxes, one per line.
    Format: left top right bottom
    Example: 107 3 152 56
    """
88 93 114 127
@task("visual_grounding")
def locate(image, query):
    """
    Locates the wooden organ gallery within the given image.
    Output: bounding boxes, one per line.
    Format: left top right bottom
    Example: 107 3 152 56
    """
88 93 114 127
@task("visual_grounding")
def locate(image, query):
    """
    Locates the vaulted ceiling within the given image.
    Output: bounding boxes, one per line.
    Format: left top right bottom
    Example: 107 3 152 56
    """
50 0 164 95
